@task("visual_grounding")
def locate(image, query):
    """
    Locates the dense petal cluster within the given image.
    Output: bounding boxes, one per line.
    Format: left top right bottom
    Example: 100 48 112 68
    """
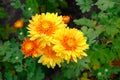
21 12 89 68
52 28 89 63
28 13 66 46
38 45 63 68
21 39 41 58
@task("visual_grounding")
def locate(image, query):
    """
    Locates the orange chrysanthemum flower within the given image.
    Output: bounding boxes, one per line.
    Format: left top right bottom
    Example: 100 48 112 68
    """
38 45 63 68
52 28 89 63
14 19 24 28
21 39 41 58
27 13 67 47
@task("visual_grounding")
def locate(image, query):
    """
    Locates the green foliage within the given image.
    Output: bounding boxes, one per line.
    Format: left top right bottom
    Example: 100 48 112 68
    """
74 18 95 28
0 72 2 80
1 0 120 80
53 57 90 80
95 0 115 11
0 24 16 40
0 40 45 80
0 7 8 18
10 0 22 9
24 58 44 80
11 0 67 19
74 0 120 79
0 40 23 63
81 26 104 45
79 72 89 80
31 66 45 80
75 0 93 13
11 0 39 19
87 44 116 68
112 35 120 58
60 57 90 79
37 0 67 13
94 66 120 80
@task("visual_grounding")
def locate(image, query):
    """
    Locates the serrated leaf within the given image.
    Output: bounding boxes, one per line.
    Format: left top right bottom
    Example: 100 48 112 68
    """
75 0 93 13
81 26 95 44
0 41 10 56
95 0 115 11
3 51 12 61
4 72 13 80
104 25 119 37
81 26 103 45
88 44 115 67
31 66 45 80
61 57 90 79
74 18 95 28
15 64 23 72
25 58 36 80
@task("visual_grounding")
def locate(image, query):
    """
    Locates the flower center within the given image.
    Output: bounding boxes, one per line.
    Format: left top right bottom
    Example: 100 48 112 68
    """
37 21 55 35
42 21 50 29
67 39 75 47
62 36 77 50
25 43 33 51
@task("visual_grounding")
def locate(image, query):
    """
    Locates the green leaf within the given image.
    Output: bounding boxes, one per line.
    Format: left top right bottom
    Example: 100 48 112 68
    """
1 40 23 63
25 0 39 13
81 26 104 45
54 74 69 80
25 58 37 80
0 7 8 18
31 66 45 80
102 17 119 37
3 51 13 62
97 13 119 37
88 44 115 67
95 0 115 11
0 41 10 56
116 18 120 29
61 57 90 79
81 26 95 44
0 72 2 80
112 35 120 57
4 72 13 80
104 25 119 37
74 18 95 28
75 0 93 13
15 64 23 72
10 0 22 9
48 0 55 3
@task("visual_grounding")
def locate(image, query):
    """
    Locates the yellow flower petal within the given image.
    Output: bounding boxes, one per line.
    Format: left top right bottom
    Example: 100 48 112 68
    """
38 45 63 68
52 28 89 63
27 13 66 47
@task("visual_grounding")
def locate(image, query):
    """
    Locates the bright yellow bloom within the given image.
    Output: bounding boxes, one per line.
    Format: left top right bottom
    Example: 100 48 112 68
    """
52 28 89 63
38 45 63 68
27 13 66 47
21 39 41 58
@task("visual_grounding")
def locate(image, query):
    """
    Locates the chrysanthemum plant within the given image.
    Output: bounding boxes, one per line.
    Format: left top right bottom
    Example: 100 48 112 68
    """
74 0 120 79
21 12 89 69
0 0 120 80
